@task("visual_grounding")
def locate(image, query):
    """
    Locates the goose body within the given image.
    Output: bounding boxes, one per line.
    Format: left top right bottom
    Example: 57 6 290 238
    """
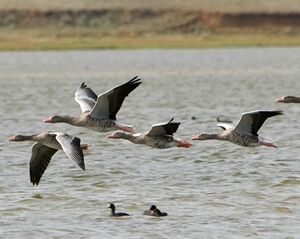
107 118 192 149
44 76 142 133
192 110 283 148
9 132 85 185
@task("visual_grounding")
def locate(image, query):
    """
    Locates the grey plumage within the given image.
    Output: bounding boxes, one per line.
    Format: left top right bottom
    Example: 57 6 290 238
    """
46 77 141 133
54 133 85 170
30 143 58 185
193 110 283 147
90 76 141 120
75 82 98 113
147 118 180 136
9 132 85 185
234 110 283 136
107 118 192 149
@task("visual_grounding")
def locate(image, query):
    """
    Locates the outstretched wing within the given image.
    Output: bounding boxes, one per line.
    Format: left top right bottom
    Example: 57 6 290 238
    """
75 82 98 113
234 110 283 135
217 123 234 131
55 133 85 170
147 118 180 136
89 76 141 120
30 143 58 186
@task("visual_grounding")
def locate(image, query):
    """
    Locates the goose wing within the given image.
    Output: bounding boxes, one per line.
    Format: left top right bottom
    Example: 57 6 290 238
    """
147 118 180 136
217 123 234 131
55 133 85 170
75 82 98 113
234 110 283 135
89 76 141 120
30 142 58 185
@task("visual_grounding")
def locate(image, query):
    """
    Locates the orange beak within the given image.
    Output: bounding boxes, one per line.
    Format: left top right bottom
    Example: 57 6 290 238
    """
276 96 285 103
8 136 16 141
43 117 52 123
107 134 116 139
191 135 200 140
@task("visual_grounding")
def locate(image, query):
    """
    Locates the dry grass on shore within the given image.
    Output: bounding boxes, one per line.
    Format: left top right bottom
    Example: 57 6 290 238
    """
0 29 299 50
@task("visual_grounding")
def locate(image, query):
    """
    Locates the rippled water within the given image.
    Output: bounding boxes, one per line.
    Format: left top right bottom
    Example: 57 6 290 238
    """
1 48 300 238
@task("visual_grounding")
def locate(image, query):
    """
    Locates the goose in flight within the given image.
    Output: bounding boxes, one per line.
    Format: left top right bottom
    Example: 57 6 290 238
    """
276 96 300 103
192 110 283 148
9 132 86 185
44 76 141 133
107 118 192 149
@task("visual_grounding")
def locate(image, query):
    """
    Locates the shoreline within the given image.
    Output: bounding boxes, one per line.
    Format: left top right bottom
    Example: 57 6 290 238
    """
0 9 299 50
0 34 299 51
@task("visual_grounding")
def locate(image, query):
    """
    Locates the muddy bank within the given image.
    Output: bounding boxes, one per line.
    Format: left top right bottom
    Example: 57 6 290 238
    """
0 9 299 34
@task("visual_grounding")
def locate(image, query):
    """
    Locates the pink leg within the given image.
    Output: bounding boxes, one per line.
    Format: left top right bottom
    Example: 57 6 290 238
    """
176 140 192 148
80 144 90 150
115 125 135 133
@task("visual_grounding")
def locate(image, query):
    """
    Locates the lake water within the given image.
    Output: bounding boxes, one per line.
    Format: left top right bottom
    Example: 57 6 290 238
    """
0 48 299 238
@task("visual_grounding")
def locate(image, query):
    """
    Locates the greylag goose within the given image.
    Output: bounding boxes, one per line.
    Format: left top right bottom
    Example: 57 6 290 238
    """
276 96 300 103
44 76 141 133
107 118 192 149
143 205 168 217
9 132 85 185
192 110 283 148
109 204 130 217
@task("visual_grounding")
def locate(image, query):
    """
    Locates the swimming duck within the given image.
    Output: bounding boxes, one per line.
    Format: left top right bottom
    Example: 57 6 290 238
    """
109 204 130 217
143 205 168 217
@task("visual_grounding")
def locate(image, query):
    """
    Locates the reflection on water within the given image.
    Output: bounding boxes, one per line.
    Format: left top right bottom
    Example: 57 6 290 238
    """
1 48 300 238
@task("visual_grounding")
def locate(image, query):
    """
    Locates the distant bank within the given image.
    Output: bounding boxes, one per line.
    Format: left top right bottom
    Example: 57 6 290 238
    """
0 9 299 50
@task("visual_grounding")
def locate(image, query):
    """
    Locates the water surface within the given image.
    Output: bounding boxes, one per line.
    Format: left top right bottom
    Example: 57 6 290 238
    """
0 48 300 238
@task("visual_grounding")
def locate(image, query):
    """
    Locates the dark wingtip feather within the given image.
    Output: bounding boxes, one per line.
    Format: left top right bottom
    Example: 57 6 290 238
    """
128 76 142 85
30 176 39 186
265 110 284 118
80 162 85 171
71 137 85 171
131 76 138 81
30 170 40 186
80 82 87 89
107 76 142 120
168 118 181 126
168 118 174 124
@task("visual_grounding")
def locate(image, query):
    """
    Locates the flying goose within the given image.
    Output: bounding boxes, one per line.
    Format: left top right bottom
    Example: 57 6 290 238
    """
192 110 283 147
107 118 192 149
276 96 300 103
9 132 86 185
108 204 130 217
44 76 141 133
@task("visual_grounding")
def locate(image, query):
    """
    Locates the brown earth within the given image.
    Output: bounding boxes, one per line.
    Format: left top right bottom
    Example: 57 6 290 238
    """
0 9 299 35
